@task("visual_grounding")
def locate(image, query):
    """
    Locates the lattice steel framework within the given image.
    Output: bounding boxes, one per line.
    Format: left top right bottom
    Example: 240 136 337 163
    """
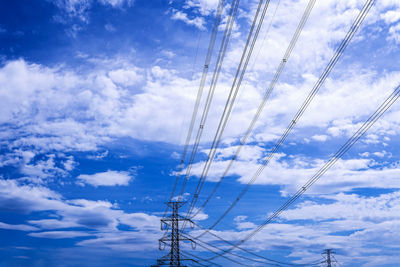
152 202 195 267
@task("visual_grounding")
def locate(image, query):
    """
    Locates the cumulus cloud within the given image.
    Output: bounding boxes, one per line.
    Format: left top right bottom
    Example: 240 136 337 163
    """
77 170 134 187
108 68 142 86
0 179 161 247
0 59 215 153
1 51 399 159
186 146 400 196
282 191 400 223
171 9 206 30
184 0 220 16
311 134 328 142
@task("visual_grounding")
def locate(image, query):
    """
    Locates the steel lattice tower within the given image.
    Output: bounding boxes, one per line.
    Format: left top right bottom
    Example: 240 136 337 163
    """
152 202 194 267
323 249 333 267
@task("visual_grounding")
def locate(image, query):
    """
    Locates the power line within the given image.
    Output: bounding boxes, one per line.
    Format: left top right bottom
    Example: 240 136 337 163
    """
190 220 323 267
164 0 226 217
187 231 324 267
181 251 222 267
192 0 316 221
181 233 248 266
186 233 278 266
207 78 400 261
225 0 282 126
195 0 375 237
158 242 223 267
178 0 241 199
183 0 272 230
331 254 342 267
185 232 298 266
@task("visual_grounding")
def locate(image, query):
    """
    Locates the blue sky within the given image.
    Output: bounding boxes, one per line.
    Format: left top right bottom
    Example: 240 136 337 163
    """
1 0 400 266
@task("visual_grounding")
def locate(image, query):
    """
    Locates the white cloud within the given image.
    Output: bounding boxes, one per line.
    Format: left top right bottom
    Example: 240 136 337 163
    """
282 191 400 223
311 134 328 142
372 150 387 158
118 213 159 230
28 219 80 230
0 222 39 231
52 0 92 23
77 170 133 187
171 9 206 30
1 46 399 156
20 154 71 181
108 68 142 86
51 0 134 30
184 0 220 16
187 148 400 196
170 151 180 160
29 231 92 239
161 50 176 59
380 9 400 24
388 22 400 44
104 23 116 32
0 179 161 249
234 215 256 230
98 0 133 8
0 59 226 151
76 230 160 251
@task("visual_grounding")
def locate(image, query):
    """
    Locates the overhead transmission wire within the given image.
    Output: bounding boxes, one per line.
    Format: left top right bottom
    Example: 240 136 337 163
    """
181 234 248 266
180 251 221 267
207 81 400 262
207 20 400 267
186 231 323 267
228 0 281 124
182 232 306 267
161 241 223 267
190 220 324 267
332 255 342 267
184 233 279 266
177 0 241 200
164 0 226 217
194 0 375 236
189 0 211 81
182 0 272 230
192 0 316 221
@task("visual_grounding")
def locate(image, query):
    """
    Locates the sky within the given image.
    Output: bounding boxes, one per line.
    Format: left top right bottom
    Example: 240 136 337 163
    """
1 0 400 266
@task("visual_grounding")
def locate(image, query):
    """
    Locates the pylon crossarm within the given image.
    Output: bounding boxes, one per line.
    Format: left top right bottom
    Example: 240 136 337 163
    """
160 236 193 242
161 214 191 221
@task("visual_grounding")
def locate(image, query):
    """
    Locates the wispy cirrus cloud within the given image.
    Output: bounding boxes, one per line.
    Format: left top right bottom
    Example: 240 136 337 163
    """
50 0 134 36
0 222 39 232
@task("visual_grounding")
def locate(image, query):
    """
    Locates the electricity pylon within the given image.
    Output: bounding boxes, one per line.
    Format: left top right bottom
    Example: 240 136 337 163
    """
322 249 340 267
152 201 195 267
